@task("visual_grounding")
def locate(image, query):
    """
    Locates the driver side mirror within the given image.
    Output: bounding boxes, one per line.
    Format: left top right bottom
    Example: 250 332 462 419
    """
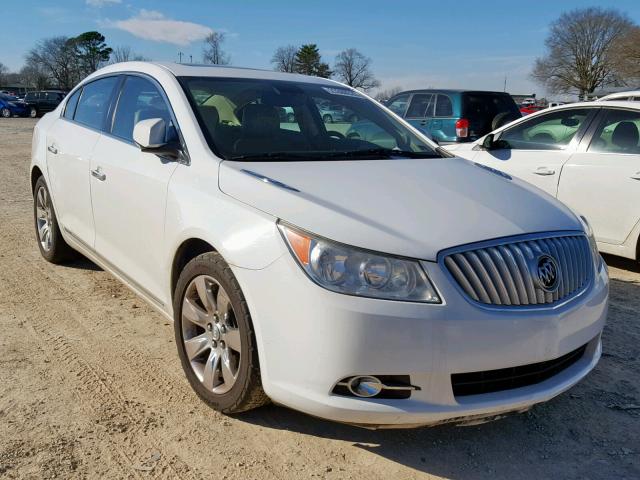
133 118 182 159
482 133 509 151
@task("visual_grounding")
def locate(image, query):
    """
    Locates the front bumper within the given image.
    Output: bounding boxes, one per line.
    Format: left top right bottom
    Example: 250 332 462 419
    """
233 252 608 427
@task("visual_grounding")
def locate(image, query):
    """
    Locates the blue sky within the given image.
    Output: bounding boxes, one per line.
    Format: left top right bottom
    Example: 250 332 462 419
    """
2 0 640 97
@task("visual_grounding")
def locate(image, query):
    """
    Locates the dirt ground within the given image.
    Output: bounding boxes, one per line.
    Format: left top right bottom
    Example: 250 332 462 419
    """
0 117 638 480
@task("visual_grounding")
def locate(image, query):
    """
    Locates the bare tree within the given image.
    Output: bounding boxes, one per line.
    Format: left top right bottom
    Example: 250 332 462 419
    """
19 63 50 90
271 45 297 73
0 62 9 85
532 7 633 97
110 45 149 64
202 32 230 65
26 36 83 89
374 86 403 103
333 48 380 91
611 26 640 86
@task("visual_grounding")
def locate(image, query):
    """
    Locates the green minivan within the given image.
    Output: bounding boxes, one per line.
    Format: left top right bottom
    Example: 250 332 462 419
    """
385 89 521 144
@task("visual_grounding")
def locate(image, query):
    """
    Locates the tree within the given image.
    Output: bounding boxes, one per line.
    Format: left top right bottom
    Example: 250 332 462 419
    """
0 62 8 85
19 63 49 90
26 36 82 90
110 45 149 64
294 44 331 78
610 26 640 86
333 48 380 91
374 86 403 103
72 31 112 75
202 32 231 65
271 45 297 73
532 7 634 97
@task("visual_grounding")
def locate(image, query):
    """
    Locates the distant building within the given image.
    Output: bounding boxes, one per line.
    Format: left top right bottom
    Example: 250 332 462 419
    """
0 83 33 95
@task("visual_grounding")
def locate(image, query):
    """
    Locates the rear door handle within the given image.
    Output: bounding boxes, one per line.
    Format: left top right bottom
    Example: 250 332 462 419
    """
533 167 556 176
631 172 640 180
47 145 58 154
91 167 106 181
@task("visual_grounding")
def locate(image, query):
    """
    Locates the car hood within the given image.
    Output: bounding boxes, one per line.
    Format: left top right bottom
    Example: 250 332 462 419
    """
218 157 582 261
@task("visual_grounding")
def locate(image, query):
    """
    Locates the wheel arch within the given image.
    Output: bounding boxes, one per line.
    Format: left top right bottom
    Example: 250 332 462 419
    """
31 165 44 192
170 238 217 301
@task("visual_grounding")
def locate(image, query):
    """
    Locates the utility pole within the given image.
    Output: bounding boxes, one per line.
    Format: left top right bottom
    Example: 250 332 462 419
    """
189 54 193 63
503 75 507 92
178 52 184 63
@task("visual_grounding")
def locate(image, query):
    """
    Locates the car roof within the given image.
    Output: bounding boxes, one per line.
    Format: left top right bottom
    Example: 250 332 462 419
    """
597 90 640 101
393 89 510 96
87 61 343 87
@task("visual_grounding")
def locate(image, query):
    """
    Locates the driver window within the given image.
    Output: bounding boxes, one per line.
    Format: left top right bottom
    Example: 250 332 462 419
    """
499 109 591 150
111 76 174 143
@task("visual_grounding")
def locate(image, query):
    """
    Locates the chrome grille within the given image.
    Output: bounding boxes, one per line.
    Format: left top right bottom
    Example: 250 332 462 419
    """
442 233 593 306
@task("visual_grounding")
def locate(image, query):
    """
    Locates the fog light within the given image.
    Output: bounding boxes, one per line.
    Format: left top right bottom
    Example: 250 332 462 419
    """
347 376 383 398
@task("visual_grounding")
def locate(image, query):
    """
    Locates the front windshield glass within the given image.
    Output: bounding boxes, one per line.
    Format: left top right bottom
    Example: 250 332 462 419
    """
179 76 438 161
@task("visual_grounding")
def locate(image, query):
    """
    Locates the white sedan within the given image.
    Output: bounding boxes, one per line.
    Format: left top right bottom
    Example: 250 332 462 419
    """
446 101 640 262
31 62 608 428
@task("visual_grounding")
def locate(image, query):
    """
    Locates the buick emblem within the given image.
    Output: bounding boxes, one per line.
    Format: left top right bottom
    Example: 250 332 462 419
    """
535 254 560 292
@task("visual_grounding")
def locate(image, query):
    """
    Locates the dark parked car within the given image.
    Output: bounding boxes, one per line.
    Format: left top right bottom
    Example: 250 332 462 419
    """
23 90 67 117
0 93 30 118
385 89 521 143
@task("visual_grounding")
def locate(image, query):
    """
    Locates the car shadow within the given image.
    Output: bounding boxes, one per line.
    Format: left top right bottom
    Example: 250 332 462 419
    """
61 255 102 272
602 253 639 273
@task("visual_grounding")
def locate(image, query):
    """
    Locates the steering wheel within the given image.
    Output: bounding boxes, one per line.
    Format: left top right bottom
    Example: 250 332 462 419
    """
327 130 345 140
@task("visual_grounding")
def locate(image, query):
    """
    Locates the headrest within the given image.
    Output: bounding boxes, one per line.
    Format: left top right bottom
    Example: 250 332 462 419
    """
241 104 280 137
611 121 639 150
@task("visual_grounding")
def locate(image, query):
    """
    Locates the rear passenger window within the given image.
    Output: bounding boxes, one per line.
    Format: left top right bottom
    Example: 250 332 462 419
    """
435 94 453 117
111 76 174 143
588 109 640 154
74 77 119 131
64 89 81 120
406 94 433 118
387 94 410 116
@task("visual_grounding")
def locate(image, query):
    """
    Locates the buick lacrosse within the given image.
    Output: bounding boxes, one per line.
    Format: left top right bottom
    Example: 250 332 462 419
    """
31 62 608 427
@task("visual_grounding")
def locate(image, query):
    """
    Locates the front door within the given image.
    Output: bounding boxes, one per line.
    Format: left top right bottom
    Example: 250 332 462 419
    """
90 75 180 302
472 107 598 197
558 108 640 245
404 93 434 137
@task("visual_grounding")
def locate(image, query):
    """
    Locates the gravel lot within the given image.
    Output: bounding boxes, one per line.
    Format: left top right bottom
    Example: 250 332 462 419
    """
1 117 639 479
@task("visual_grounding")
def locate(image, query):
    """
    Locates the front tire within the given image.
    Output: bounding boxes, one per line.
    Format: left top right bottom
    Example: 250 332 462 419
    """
29 107 37 118
1 108 11 118
173 252 268 413
33 176 76 264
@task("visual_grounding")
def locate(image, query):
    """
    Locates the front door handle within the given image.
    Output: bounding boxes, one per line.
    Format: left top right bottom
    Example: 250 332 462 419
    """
91 167 106 181
631 172 640 180
533 167 556 176
47 145 58 154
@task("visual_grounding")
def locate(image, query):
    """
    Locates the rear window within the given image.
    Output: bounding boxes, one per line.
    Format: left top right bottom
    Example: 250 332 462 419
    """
462 93 521 135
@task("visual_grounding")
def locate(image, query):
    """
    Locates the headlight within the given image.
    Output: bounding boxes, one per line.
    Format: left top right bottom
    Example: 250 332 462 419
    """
579 215 602 271
278 222 441 303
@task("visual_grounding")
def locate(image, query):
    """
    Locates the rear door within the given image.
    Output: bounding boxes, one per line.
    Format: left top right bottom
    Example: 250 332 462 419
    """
90 74 180 302
471 107 598 196
46 76 120 247
558 107 640 245
404 93 434 136
430 94 455 142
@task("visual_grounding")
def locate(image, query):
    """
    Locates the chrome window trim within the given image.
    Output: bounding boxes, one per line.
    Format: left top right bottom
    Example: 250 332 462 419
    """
437 230 593 312
58 71 190 165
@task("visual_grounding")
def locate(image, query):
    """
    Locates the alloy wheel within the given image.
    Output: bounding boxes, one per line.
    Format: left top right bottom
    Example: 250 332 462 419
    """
35 186 53 251
181 275 242 394
1 108 10 118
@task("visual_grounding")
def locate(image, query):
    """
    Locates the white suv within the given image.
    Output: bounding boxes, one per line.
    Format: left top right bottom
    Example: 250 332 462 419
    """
31 62 609 428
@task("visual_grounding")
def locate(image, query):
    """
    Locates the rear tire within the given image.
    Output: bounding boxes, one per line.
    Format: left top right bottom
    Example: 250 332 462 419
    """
1 108 11 118
33 176 76 264
173 252 269 413
29 107 37 118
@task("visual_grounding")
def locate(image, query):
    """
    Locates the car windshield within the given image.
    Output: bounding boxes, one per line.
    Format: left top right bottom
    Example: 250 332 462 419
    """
0 93 17 101
179 76 439 161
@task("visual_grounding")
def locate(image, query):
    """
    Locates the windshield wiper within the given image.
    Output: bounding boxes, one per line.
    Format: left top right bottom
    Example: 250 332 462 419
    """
228 152 314 162
322 148 440 159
